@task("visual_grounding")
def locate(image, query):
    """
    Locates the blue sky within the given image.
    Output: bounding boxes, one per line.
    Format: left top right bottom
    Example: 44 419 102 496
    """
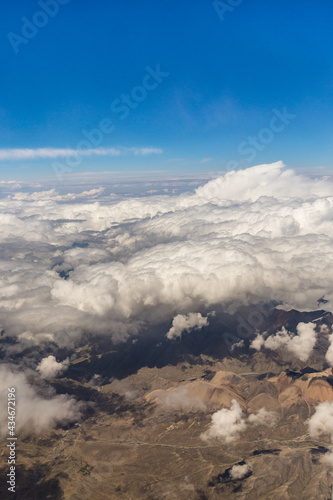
0 0 332 181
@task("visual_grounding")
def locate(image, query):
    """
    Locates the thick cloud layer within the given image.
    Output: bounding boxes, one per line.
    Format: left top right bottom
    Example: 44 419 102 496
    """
1 162 333 353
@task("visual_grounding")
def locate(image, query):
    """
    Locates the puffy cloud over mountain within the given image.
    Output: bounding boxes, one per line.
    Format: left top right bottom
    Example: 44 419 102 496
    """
166 313 209 340
201 399 246 443
308 400 333 440
247 408 278 427
325 332 333 367
0 366 82 438
230 463 252 480
251 322 317 362
37 355 69 379
201 402 278 443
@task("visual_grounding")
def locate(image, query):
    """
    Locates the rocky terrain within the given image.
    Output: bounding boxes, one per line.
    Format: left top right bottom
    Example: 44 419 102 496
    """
1 307 333 499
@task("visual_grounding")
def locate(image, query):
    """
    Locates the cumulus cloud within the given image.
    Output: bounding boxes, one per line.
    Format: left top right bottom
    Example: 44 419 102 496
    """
231 339 244 351
201 399 246 443
325 333 333 367
250 334 265 351
307 400 333 469
248 408 278 427
201 401 278 443
1 162 333 351
230 463 252 480
195 161 333 201
0 365 83 438
320 323 331 334
36 355 70 379
308 401 333 468
308 401 333 440
166 313 209 340
251 322 317 362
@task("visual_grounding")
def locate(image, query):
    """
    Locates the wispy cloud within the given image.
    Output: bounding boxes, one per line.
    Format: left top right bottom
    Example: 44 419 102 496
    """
128 147 163 156
0 147 162 161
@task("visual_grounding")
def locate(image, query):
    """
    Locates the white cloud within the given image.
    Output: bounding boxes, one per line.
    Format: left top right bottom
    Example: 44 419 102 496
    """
263 328 290 350
326 334 333 367
1 162 333 350
284 323 317 361
166 313 209 340
129 147 163 155
308 402 333 468
148 387 206 411
251 323 317 362
0 147 120 161
230 463 252 480
250 334 265 351
200 401 279 444
308 401 333 440
0 180 22 190
0 365 82 438
196 161 333 201
11 187 105 202
231 339 244 351
201 401 279 444
36 355 69 379
248 408 278 427
0 147 162 161
200 399 246 443
322 450 333 467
